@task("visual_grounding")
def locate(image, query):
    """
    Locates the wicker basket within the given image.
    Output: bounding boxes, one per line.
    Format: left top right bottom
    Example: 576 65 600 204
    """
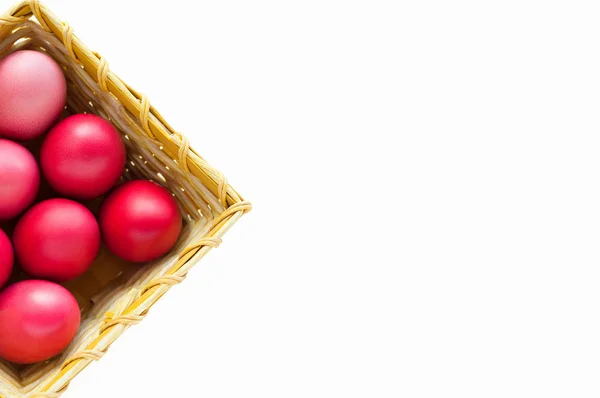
0 1 251 396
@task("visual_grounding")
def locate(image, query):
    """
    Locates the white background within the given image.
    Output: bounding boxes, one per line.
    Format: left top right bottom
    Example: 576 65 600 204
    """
7 0 600 396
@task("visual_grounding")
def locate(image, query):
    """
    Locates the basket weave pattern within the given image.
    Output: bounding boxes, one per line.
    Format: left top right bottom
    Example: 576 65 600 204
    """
0 1 250 397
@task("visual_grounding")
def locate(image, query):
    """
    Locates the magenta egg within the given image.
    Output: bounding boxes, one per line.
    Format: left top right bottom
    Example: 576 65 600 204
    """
100 180 182 263
0 139 40 220
0 229 13 289
0 50 66 140
13 198 100 282
40 114 126 199
0 280 80 364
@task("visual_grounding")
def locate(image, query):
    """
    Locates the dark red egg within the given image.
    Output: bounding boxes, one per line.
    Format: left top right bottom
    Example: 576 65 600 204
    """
100 180 182 263
13 198 100 282
0 139 40 220
0 229 13 289
0 50 66 140
0 280 80 364
40 114 126 199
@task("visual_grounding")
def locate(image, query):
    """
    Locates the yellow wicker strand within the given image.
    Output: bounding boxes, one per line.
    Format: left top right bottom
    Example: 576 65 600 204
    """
99 314 143 334
141 275 186 295
94 52 109 91
31 392 61 398
28 0 48 31
157 274 185 283
139 93 154 138
0 14 25 25
180 237 222 257
61 350 105 369
213 201 253 226
33 384 70 398
60 21 74 59
217 171 228 205
177 133 191 173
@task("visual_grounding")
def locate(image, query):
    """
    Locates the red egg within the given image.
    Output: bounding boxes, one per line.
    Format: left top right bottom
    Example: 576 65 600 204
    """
100 180 182 263
0 229 13 289
13 198 100 282
0 139 40 220
0 50 66 140
0 280 80 364
40 114 126 199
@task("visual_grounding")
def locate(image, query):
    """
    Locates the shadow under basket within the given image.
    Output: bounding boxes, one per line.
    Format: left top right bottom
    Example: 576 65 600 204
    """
0 2 251 397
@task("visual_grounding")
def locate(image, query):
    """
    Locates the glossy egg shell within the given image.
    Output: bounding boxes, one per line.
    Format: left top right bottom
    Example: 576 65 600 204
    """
13 198 100 282
0 139 40 220
0 280 80 364
40 114 126 199
0 50 66 140
0 229 13 289
99 180 182 263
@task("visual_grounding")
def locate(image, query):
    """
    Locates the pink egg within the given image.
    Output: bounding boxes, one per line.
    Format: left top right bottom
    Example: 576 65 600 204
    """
13 198 100 282
100 180 182 263
41 114 126 199
0 229 13 289
0 139 40 220
0 50 66 140
0 280 80 364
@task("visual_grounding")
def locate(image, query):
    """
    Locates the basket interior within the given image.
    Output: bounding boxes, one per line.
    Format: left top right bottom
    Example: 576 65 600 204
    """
0 19 229 396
